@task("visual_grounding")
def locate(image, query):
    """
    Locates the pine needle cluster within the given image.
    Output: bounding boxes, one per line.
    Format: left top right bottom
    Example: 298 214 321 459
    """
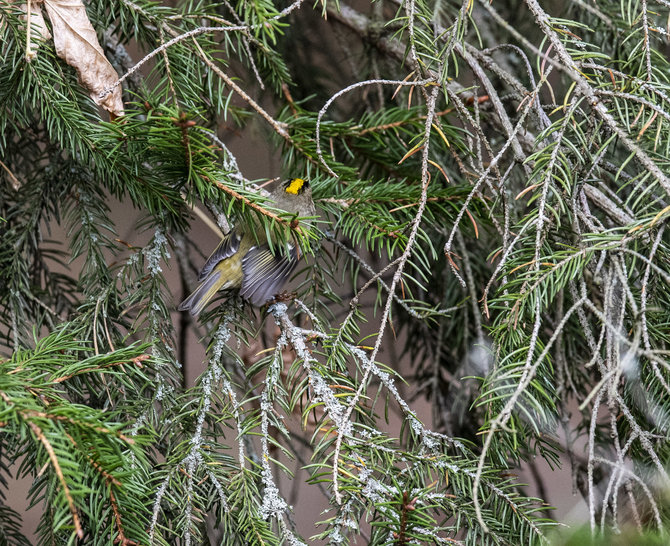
1 0 669 544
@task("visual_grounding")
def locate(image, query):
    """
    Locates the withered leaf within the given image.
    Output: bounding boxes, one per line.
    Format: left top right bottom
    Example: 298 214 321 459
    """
43 0 124 116
21 1 52 61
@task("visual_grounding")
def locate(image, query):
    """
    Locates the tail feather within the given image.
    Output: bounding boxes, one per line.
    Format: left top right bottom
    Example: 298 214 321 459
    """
178 270 225 316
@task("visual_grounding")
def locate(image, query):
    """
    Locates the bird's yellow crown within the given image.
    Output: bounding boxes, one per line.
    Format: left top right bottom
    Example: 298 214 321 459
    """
285 178 307 195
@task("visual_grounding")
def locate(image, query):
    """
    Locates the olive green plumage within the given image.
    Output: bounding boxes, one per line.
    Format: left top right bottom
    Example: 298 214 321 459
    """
178 179 315 315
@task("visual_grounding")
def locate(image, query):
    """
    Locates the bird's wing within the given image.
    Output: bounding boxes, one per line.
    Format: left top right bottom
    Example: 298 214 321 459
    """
240 244 298 306
178 269 223 316
198 231 242 281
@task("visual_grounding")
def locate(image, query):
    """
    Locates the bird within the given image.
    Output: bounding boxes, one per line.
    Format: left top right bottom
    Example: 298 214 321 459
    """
178 178 315 316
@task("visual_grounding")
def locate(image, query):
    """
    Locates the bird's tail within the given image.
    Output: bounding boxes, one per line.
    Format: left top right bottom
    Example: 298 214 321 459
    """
178 270 225 316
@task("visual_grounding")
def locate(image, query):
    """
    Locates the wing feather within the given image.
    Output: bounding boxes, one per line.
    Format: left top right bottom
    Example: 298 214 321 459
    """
198 231 241 281
178 269 224 316
241 245 298 306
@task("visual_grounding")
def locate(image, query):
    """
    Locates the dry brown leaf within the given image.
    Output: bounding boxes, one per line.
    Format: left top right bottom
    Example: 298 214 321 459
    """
20 1 52 61
42 0 124 116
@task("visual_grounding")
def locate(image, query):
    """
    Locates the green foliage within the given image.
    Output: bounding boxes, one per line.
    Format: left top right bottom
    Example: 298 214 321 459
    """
1 0 670 544
550 525 670 546
1 328 156 545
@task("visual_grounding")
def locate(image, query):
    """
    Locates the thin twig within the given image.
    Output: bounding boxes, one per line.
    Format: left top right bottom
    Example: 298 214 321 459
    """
331 85 441 504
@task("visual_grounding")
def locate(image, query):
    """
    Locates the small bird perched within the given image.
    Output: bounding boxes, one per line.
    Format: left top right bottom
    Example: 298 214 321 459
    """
178 178 315 316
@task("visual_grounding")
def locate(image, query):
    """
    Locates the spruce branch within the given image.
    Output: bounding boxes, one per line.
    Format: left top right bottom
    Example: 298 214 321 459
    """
315 78 436 177
523 0 670 195
3 0 670 542
26 420 84 540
